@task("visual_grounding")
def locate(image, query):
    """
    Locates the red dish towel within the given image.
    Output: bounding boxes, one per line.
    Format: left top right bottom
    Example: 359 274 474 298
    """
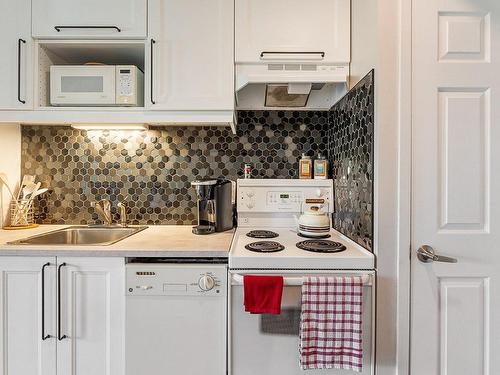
300 276 364 372
243 275 284 314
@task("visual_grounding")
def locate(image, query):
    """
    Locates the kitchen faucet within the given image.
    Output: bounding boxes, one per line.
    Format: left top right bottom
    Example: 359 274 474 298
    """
94 198 129 227
94 199 113 226
117 200 128 227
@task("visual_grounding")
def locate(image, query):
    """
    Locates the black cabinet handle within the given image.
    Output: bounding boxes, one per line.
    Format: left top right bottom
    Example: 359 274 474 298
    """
150 39 156 105
54 25 121 32
57 262 68 341
41 262 52 341
260 51 325 58
17 39 26 104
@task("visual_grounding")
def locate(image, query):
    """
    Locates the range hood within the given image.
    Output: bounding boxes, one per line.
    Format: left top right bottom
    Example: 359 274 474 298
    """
235 59 349 110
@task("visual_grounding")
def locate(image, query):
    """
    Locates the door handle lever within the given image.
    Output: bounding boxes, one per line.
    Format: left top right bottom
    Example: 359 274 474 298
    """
417 245 457 263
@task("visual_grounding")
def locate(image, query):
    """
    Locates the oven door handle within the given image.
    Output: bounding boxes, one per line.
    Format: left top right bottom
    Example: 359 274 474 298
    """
230 274 372 286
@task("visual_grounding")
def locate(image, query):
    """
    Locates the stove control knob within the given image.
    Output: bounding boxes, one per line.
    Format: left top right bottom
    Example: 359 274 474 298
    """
246 190 255 198
198 275 215 291
246 202 254 209
316 189 323 197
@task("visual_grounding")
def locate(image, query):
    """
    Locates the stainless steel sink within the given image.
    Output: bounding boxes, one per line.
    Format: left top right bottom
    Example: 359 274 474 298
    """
8 225 148 246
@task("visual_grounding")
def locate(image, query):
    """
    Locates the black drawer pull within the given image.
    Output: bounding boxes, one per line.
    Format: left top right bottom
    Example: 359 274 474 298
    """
54 25 121 32
260 51 325 58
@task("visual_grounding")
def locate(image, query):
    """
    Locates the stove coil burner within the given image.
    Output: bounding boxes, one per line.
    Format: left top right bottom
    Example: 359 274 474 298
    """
245 241 285 253
246 230 279 239
296 240 347 253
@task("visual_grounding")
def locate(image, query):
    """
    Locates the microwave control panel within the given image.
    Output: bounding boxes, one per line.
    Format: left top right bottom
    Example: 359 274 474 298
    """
116 65 143 106
118 68 133 97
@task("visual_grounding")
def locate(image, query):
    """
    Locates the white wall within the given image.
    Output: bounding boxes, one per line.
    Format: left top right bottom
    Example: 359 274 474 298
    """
0 124 21 227
356 0 410 373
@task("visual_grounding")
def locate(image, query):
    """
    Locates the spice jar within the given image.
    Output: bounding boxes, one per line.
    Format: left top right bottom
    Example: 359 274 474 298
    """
314 153 328 179
299 154 312 179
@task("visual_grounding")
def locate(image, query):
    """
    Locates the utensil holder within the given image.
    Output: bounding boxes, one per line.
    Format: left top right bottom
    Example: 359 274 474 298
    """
10 199 35 227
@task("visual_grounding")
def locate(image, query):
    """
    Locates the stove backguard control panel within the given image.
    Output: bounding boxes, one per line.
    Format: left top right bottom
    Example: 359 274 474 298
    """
237 179 334 213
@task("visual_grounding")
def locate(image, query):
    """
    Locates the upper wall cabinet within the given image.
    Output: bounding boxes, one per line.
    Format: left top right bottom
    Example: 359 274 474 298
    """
32 0 147 39
235 0 350 64
0 0 33 109
147 0 234 111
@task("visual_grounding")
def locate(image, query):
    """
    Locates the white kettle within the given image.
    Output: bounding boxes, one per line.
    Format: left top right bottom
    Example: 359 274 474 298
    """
294 204 331 237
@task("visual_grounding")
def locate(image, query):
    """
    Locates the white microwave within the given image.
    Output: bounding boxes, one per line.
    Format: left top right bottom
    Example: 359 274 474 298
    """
50 65 144 106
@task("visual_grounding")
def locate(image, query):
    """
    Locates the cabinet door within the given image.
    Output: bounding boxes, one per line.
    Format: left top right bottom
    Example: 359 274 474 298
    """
0 0 33 109
235 0 350 64
147 0 234 110
32 0 146 39
0 257 57 375
56 257 124 375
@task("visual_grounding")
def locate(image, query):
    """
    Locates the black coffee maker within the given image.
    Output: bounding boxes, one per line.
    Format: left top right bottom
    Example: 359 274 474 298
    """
191 178 234 235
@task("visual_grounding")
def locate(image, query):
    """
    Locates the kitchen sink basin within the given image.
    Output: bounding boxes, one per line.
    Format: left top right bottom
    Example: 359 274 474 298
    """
8 225 148 246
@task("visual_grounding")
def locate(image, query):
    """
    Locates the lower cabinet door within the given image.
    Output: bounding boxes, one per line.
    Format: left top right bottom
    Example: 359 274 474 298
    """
0 257 57 375
56 257 125 375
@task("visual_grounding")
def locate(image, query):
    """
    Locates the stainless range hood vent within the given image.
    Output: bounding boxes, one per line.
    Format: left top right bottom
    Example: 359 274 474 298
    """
235 63 349 110
266 64 319 72
265 84 311 107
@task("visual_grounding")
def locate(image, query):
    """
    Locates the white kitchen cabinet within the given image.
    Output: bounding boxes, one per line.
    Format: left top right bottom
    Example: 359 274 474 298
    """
0 0 33 109
56 257 125 375
0 257 57 375
147 0 234 110
32 0 146 39
235 0 350 64
0 256 124 375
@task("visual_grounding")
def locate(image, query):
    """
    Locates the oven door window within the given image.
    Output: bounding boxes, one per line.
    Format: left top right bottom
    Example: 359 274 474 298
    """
230 283 373 375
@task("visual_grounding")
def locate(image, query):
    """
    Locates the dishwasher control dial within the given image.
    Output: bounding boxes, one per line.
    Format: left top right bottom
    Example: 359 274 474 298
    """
198 275 216 291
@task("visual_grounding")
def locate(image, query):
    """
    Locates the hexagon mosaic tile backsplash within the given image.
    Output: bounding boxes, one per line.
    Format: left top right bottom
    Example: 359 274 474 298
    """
328 70 374 250
21 76 374 251
21 111 328 226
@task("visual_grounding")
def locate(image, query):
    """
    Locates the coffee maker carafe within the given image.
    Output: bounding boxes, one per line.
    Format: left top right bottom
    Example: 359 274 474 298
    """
191 178 234 235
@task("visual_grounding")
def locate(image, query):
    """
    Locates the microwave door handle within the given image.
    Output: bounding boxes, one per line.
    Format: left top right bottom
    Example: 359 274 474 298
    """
150 39 156 105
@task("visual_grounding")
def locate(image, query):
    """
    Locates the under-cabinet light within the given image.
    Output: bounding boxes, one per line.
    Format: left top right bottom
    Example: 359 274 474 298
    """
71 124 148 131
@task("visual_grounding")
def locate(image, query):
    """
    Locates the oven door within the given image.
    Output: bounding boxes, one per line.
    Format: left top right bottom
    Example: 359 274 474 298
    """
229 271 374 375
50 65 116 106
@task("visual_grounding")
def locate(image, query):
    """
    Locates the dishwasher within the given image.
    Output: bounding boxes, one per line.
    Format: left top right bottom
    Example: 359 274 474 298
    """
125 258 227 375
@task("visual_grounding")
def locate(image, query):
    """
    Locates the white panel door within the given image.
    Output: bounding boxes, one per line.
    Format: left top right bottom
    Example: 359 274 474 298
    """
147 0 234 110
0 0 32 109
0 257 56 375
56 257 125 375
235 0 350 64
32 0 146 39
411 0 500 374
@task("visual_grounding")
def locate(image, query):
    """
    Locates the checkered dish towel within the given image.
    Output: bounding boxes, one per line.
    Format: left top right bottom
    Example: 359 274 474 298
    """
299 276 363 372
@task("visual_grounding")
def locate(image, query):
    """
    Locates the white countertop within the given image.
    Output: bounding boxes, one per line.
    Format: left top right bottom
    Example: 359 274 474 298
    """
0 225 234 258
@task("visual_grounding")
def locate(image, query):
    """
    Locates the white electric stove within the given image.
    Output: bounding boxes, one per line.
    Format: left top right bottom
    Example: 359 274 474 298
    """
229 179 376 375
229 179 375 270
